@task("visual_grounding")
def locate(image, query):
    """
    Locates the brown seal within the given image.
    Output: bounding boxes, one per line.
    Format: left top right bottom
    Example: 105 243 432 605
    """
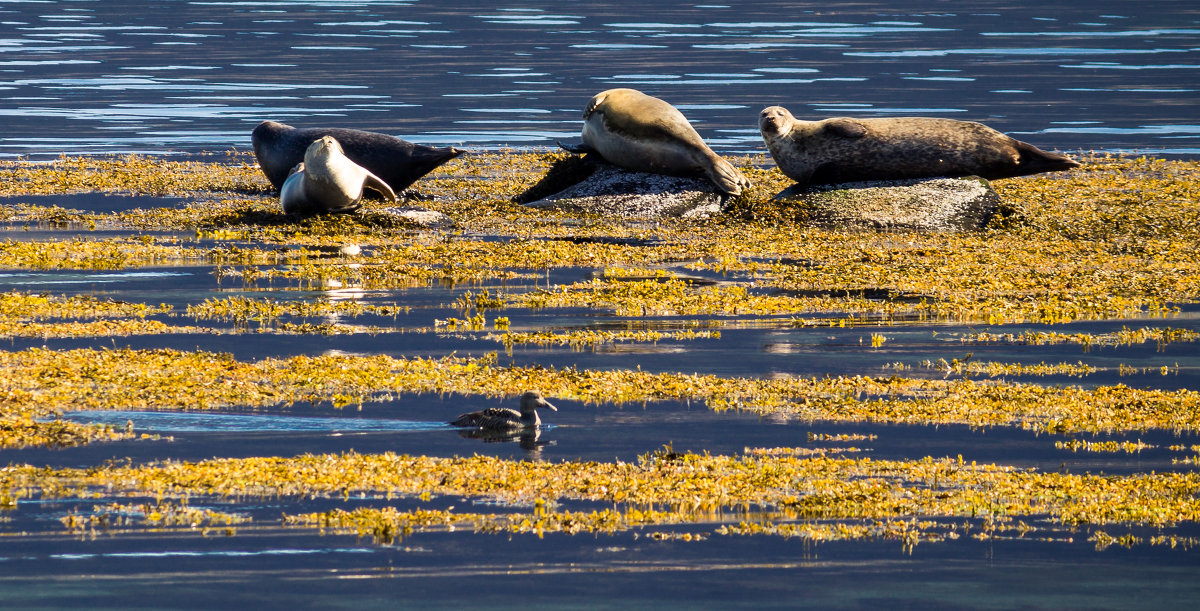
571 88 750 195
279 136 396 215
251 120 463 193
759 106 1080 186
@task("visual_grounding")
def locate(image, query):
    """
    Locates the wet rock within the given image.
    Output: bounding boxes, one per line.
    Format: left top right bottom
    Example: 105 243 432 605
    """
773 176 1000 231
516 156 724 219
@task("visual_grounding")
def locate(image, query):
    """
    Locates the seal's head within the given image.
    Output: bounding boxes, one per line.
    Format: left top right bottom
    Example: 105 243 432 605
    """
759 106 794 140
305 135 342 163
583 91 608 119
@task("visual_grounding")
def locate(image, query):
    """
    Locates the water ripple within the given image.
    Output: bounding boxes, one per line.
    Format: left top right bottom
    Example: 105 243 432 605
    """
62 410 452 433
0 2 1194 158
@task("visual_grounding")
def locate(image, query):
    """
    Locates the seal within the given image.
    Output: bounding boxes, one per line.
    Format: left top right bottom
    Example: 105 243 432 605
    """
251 120 463 193
571 88 750 196
279 135 397 215
758 106 1080 186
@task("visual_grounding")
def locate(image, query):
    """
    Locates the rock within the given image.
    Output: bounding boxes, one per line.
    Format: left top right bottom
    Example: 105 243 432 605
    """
374 205 453 229
516 156 725 219
772 176 1000 231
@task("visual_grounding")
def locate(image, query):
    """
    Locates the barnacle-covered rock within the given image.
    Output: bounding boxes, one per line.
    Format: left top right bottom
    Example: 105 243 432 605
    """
772 176 1001 231
516 156 724 219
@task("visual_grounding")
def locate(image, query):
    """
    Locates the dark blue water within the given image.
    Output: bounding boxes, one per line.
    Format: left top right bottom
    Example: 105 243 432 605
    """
1 1 1198 158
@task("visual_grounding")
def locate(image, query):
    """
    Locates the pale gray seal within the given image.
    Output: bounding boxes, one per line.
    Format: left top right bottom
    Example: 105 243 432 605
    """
251 120 463 193
569 88 750 196
280 135 396 215
449 390 558 430
759 106 1080 186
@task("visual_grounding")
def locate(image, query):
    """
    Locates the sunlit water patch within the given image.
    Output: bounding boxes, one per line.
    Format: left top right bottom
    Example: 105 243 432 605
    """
60 410 452 433
0 270 193 286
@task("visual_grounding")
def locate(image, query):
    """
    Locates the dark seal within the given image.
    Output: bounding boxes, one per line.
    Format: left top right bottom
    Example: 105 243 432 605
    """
251 120 463 193
759 106 1080 186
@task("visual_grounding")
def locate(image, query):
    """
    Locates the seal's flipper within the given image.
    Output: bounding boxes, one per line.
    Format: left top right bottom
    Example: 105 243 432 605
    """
1012 140 1081 177
362 170 398 204
557 140 596 155
706 155 751 196
825 118 868 139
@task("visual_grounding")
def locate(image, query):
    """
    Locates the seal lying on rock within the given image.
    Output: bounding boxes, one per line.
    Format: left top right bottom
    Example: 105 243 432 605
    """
758 106 1080 186
252 120 463 193
280 136 396 215
566 88 751 196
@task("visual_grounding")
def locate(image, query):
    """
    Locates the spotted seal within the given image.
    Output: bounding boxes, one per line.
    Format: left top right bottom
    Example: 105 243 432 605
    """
569 88 750 196
758 106 1080 186
251 120 463 193
280 135 396 215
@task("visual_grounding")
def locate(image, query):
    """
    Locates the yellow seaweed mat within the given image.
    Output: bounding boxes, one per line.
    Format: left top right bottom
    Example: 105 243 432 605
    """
0 155 1197 326
4 347 1199 438
3 450 1199 551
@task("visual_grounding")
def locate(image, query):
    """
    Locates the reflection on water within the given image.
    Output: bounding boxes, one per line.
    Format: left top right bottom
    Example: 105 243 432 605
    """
60 409 451 433
0 1 1197 157
49 547 376 561
0 270 192 285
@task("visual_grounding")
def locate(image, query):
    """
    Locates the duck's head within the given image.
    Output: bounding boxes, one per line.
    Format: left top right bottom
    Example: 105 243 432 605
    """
519 390 558 414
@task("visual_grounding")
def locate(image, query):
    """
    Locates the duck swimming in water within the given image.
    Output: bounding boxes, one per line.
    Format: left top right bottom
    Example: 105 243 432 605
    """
450 391 558 430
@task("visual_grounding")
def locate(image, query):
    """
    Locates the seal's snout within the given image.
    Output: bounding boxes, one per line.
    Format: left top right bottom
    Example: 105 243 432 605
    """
310 135 343 156
759 106 788 136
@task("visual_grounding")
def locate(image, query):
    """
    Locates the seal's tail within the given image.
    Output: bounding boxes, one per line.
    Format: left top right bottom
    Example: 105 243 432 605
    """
1014 140 1081 176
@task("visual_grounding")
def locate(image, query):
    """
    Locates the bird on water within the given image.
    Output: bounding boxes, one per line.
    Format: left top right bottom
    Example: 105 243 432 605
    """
450 391 558 430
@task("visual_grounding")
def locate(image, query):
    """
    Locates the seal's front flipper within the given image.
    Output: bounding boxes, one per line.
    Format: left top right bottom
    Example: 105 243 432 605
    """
362 170 398 204
825 118 868 139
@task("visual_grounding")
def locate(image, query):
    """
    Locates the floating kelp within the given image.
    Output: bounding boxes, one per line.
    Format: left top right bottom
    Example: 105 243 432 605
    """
0 418 139 449
0 291 192 338
62 500 249 537
3 347 1199 434
3 449 1198 550
961 326 1200 348
1 152 1198 560
1 155 1196 325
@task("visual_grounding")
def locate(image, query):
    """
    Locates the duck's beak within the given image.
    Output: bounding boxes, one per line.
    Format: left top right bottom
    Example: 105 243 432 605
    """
540 397 559 412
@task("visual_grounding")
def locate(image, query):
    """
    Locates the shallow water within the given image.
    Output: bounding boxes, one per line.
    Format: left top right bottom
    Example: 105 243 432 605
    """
2 225 1198 607
1 1 1198 158
3 3 1200 609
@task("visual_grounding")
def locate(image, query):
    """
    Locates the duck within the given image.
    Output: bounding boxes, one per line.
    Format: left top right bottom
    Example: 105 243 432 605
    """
450 391 558 430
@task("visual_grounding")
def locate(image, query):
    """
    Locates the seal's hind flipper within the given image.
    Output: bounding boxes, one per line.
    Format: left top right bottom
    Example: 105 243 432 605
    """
1012 140 1081 177
557 140 596 155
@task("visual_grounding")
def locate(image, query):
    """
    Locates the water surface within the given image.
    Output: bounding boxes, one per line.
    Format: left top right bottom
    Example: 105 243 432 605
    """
0 1 1197 158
